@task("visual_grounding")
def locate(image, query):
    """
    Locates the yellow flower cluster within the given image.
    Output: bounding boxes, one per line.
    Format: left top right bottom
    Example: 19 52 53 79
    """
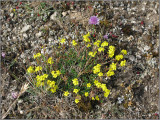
93 64 101 74
33 53 41 59
73 89 79 94
51 70 61 78
35 66 42 72
98 72 103 77
115 54 123 61
75 99 79 103
85 92 89 97
88 51 97 57
94 80 110 98
64 91 69 96
60 38 66 44
72 78 79 86
48 57 54 64
94 80 102 88
109 63 117 71
94 40 101 47
106 69 115 77
72 40 77 46
47 80 58 93
97 41 109 53
87 83 91 87
87 44 91 48
98 47 105 52
83 32 90 42
95 95 99 101
121 49 127 55
27 66 34 73
120 60 126 67
108 46 115 58
101 41 108 47
36 74 48 87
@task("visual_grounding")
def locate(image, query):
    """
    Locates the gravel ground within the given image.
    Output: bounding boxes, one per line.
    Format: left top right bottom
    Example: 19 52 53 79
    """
1 1 159 119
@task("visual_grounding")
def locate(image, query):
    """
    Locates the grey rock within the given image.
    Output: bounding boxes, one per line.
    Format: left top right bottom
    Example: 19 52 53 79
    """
129 55 136 62
21 25 31 33
10 13 14 18
23 33 28 39
50 12 57 20
144 45 150 51
36 32 43 38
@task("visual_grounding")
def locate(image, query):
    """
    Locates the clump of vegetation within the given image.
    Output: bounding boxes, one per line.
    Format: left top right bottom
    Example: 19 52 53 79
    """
26 16 127 105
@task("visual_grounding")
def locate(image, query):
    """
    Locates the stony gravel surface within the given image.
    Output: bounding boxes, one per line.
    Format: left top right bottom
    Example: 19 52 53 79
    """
1 1 159 119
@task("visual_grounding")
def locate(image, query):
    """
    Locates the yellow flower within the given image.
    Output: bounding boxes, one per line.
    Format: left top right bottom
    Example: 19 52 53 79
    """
83 32 90 42
98 47 105 52
95 95 99 101
51 71 58 78
35 66 42 72
104 89 110 98
85 92 89 97
87 83 91 88
64 91 69 96
121 50 127 55
92 97 95 100
47 80 56 88
13 9 15 12
50 85 58 93
88 51 97 57
73 89 79 94
33 53 41 59
108 46 115 58
72 78 79 86
106 69 115 77
94 40 101 47
75 99 80 103
27 66 34 73
101 84 107 91
36 81 44 87
72 40 77 46
120 60 126 67
60 38 66 44
109 63 117 71
42 74 48 80
93 64 101 74
87 44 91 48
101 41 108 47
115 55 123 61
48 57 54 64
98 72 103 77
95 82 101 88
56 70 61 76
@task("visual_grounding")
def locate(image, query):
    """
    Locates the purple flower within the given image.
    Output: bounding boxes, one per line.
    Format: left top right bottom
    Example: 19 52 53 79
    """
104 35 108 39
1 52 5 58
11 92 18 99
89 16 99 25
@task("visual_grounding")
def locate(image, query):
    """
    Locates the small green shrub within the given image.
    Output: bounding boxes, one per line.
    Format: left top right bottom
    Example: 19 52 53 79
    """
26 16 127 104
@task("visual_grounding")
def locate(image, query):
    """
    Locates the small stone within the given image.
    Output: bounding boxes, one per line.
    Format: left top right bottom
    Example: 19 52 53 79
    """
21 25 31 33
36 32 42 38
144 45 150 51
62 12 67 16
18 99 23 104
129 55 136 62
10 13 14 18
23 33 28 39
144 86 147 91
20 110 23 114
50 12 57 20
